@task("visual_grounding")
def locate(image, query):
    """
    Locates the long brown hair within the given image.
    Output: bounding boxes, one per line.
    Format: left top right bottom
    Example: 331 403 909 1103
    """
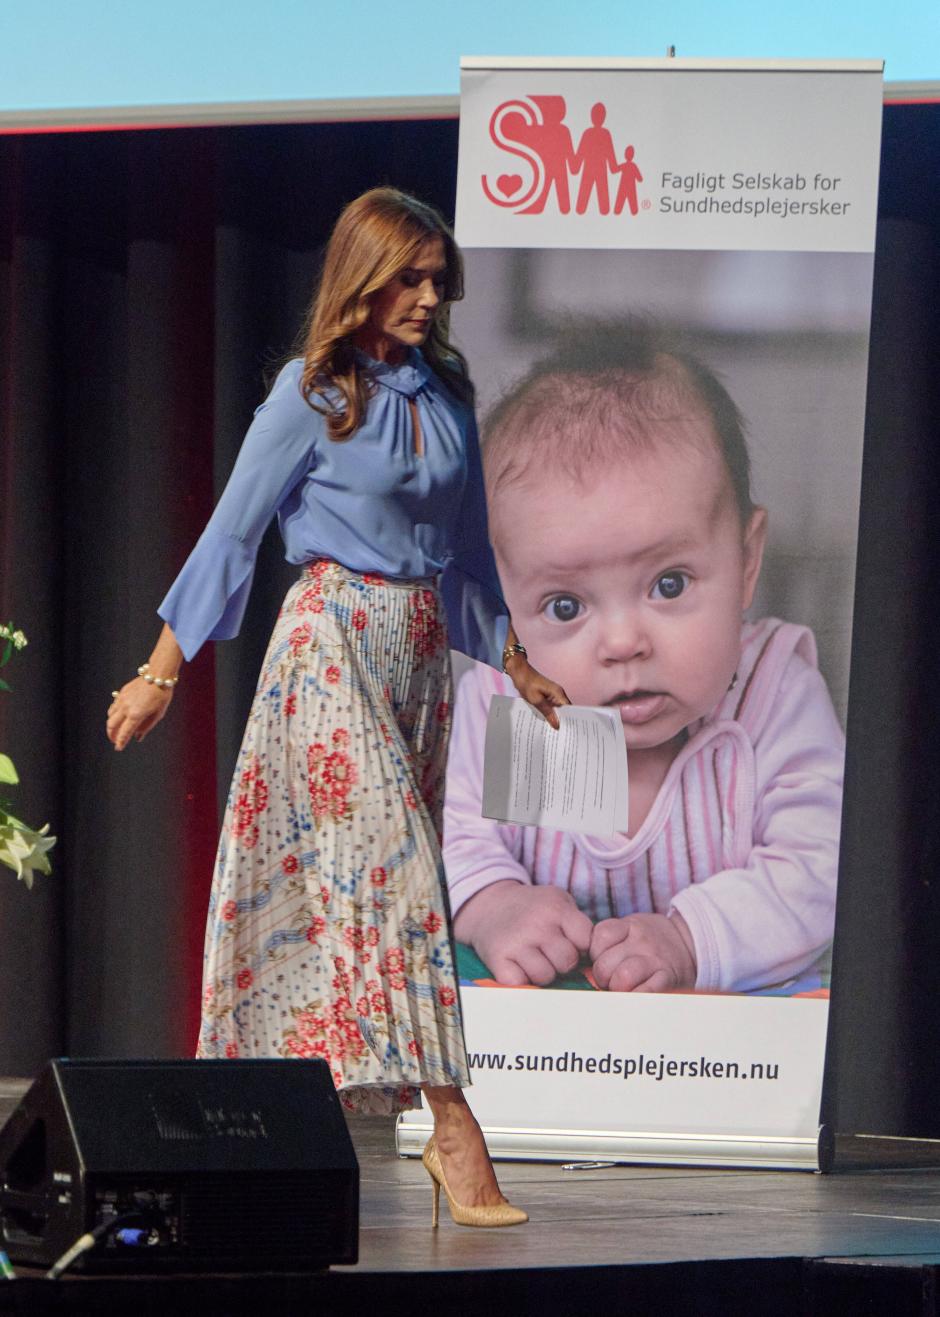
300 188 473 439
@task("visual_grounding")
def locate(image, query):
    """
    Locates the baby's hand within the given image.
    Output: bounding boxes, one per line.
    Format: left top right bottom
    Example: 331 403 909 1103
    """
589 913 697 993
453 881 593 987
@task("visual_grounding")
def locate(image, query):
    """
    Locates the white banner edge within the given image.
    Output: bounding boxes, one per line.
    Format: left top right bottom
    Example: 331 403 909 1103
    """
460 56 885 74
395 1113 827 1170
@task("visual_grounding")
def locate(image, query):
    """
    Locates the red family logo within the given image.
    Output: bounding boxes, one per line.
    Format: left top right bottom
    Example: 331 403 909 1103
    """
481 96 644 217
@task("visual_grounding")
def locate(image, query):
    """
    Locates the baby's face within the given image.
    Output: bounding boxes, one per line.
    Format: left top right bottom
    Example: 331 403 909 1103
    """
492 430 766 756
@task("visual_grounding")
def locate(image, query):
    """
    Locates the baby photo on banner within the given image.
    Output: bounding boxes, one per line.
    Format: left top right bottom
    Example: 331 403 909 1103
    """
399 58 884 1169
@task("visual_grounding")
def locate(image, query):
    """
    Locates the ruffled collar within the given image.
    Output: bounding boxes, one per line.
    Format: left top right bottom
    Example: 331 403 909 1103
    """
354 347 433 399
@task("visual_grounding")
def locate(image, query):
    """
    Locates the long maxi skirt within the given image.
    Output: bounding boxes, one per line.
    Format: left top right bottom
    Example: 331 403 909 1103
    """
197 560 472 1114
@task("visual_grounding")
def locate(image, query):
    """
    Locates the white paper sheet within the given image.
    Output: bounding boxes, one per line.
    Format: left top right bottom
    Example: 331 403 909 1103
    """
481 696 628 836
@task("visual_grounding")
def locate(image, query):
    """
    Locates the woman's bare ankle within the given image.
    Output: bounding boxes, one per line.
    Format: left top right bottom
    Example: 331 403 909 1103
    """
423 1086 502 1204
424 1086 475 1146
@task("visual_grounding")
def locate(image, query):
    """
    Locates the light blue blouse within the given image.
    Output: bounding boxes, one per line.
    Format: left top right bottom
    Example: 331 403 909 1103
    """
158 351 508 667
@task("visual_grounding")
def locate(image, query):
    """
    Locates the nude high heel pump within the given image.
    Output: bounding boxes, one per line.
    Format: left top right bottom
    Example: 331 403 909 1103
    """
421 1135 528 1228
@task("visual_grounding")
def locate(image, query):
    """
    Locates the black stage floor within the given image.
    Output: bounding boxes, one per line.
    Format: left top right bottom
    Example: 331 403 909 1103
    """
3 1078 940 1314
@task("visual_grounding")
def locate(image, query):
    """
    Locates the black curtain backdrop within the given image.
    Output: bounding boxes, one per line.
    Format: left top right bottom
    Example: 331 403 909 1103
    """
0 118 460 1072
1 107 938 1139
821 103 940 1137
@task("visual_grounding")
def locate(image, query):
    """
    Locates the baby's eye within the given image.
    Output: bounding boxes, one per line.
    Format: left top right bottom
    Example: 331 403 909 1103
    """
650 572 689 601
542 595 583 623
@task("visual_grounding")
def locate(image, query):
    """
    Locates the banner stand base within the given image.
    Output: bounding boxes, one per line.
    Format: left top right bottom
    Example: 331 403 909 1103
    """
396 1115 834 1173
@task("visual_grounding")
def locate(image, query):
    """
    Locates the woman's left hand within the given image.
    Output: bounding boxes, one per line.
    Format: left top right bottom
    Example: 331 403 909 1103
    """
505 657 570 729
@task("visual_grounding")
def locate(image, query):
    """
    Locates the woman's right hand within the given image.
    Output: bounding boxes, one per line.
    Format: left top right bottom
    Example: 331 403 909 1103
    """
504 656 570 729
106 678 174 751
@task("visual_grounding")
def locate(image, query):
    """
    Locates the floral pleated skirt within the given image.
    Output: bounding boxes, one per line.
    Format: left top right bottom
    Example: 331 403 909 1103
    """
197 560 471 1114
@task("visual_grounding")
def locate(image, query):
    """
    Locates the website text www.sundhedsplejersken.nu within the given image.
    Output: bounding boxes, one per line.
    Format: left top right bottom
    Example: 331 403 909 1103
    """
467 1051 780 1083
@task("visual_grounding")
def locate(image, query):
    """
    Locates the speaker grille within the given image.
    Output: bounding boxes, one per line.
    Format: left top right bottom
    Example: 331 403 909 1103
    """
0 1060 359 1271
180 1173 353 1261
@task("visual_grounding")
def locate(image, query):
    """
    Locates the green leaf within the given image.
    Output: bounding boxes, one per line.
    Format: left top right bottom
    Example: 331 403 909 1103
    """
0 640 10 667
0 678 10 693
0 755 19 785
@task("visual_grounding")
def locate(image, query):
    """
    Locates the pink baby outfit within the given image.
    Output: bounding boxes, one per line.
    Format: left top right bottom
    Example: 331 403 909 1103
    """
443 619 844 993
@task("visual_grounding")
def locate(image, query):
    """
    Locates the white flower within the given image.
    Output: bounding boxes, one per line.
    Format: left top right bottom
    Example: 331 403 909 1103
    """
0 813 55 888
0 625 27 650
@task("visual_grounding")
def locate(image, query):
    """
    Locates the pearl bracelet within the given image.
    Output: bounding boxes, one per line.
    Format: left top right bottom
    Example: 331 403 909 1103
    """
137 663 179 690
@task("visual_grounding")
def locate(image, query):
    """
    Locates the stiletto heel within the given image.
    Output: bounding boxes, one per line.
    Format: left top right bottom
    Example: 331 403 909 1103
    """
421 1135 528 1228
431 1175 440 1228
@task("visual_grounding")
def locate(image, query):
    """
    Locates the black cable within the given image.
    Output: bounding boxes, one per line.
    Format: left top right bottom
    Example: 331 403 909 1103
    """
45 1209 151 1281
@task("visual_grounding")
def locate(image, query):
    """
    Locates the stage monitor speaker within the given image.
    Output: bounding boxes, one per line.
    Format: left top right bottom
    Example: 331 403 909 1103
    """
0 1057 358 1273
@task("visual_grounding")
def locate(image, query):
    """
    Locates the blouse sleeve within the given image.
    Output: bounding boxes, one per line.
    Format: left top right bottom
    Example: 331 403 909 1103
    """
158 359 318 661
439 409 509 669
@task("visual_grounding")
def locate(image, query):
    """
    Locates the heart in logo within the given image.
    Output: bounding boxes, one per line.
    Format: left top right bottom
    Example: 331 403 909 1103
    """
496 174 523 198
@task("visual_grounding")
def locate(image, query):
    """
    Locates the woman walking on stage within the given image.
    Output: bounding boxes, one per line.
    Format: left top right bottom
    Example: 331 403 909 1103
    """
106 187 567 1227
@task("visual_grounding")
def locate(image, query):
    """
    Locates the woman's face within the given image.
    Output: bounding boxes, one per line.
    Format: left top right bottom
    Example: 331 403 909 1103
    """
362 235 447 363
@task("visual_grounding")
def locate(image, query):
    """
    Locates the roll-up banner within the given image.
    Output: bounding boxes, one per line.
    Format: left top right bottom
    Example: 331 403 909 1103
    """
399 57 883 1170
